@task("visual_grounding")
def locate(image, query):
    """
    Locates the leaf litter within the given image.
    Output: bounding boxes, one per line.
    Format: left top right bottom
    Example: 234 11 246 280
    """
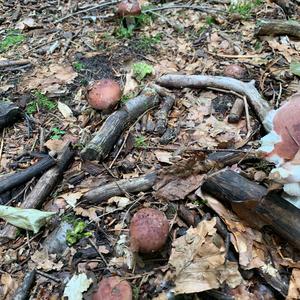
0 0 300 299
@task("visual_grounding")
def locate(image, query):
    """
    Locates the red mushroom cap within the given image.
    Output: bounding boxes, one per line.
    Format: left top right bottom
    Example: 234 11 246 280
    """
87 79 121 111
92 276 132 300
262 93 300 162
223 64 247 79
130 208 169 253
117 0 141 17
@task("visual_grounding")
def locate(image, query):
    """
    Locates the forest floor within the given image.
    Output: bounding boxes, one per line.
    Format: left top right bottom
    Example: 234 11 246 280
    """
0 0 300 299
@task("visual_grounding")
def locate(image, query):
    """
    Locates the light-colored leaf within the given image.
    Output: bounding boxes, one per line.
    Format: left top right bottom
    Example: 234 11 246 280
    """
0 205 55 233
63 273 92 300
290 61 300 77
57 101 73 118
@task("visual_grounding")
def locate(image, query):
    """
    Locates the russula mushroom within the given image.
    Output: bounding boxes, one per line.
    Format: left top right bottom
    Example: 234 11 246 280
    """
92 276 132 300
259 93 300 207
87 79 121 111
130 208 169 253
223 64 247 79
117 0 141 17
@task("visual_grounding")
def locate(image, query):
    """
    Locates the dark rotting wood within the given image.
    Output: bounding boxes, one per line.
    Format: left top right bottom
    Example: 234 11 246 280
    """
0 100 22 129
13 269 36 300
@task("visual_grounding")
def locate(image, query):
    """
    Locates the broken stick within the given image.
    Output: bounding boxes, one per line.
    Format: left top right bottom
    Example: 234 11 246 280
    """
255 19 300 39
0 144 73 242
156 74 271 129
81 88 159 161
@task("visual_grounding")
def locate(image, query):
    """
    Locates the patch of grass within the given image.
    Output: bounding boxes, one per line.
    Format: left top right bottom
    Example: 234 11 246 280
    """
26 91 57 114
229 0 262 18
73 61 85 72
116 23 135 39
0 30 25 52
135 34 161 51
50 127 66 140
134 135 147 148
132 62 154 81
66 220 93 246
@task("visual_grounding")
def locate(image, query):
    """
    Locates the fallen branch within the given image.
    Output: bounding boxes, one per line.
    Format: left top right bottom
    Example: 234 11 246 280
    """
0 156 56 194
0 101 22 130
82 172 157 204
255 19 300 39
156 74 271 129
81 88 159 161
0 145 73 242
0 59 31 68
13 269 36 300
202 169 300 251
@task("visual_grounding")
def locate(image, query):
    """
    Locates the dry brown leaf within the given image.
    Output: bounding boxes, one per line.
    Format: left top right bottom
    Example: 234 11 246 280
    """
154 151 173 164
155 174 204 201
123 71 138 95
44 139 68 153
0 273 19 299
169 218 243 295
74 207 98 221
202 194 265 269
287 268 300 300
30 249 63 271
21 63 77 95
59 191 83 208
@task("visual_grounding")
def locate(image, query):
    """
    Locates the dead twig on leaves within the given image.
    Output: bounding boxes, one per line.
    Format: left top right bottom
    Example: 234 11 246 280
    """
0 59 31 68
54 1 119 24
156 74 271 130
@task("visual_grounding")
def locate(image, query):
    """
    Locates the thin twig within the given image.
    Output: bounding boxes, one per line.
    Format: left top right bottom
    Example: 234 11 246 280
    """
88 238 108 267
54 1 119 24
0 128 5 163
36 270 61 283
143 4 225 14
243 96 251 139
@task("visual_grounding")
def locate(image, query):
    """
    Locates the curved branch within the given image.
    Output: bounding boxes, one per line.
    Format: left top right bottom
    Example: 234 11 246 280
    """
156 74 271 130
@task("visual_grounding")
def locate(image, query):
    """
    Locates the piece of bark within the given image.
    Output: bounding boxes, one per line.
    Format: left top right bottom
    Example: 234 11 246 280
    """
155 95 176 135
13 269 36 300
0 156 56 194
0 101 22 129
202 168 300 251
0 145 73 242
156 74 271 129
81 88 159 161
83 172 157 204
178 205 196 227
255 19 300 39
228 98 244 123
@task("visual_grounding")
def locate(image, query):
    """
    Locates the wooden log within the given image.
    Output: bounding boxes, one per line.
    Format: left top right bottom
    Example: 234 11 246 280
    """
13 269 36 300
0 59 31 68
0 145 73 242
202 169 300 250
0 156 56 194
255 19 300 39
0 100 22 129
156 74 271 129
81 88 159 161
83 172 157 204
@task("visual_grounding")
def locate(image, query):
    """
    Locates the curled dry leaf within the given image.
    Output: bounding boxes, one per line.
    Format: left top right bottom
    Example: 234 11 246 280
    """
169 218 242 295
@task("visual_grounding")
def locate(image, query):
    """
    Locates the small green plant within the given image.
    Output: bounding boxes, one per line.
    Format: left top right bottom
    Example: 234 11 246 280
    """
26 91 57 114
66 220 93 246
205 16 216 25
73 61 85 72
0 30 25 52
229 0 262 18
192 198 208 206
132 62 154 81
134 135 147 148
50 127 66 140
121 92 136 103
116 23 135 39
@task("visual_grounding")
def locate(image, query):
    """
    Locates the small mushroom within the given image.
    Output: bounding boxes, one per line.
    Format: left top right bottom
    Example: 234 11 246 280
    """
223 64 247 79
87 79 121 111
117 0 141 17
130 208 169 253
92 276 132 300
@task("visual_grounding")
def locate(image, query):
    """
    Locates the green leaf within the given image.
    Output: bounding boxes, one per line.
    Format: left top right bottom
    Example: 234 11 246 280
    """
132 62 154 81
0 205 56 233
290 61 300 77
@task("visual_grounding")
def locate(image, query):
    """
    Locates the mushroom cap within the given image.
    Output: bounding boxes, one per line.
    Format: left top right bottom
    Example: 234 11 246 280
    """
87 79 121 111
130 208 169 253
223 64 246 79
92 276 132 300
117 0 141 16
261 93 300 163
